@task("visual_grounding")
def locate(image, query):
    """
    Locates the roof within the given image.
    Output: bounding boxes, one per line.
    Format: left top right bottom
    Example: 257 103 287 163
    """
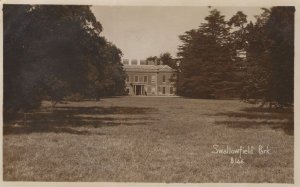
123 64 174 72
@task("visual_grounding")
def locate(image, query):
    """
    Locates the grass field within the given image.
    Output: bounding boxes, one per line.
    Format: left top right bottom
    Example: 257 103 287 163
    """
3 96 294 182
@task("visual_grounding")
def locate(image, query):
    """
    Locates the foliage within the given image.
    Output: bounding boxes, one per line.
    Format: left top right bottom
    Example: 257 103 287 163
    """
241 7 294 107
177 9 242 98
159 52 178 69
176 7 294 106
3 5 126 117
146 53 178 68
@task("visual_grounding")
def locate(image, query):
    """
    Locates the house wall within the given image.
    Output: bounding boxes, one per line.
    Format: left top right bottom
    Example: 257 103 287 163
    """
125 70 175 96
157 71 175 96
126 71 157 96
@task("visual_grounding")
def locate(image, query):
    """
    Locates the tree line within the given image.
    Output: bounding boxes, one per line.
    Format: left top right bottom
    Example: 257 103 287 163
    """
175 6 294 108
4 5 126 119
3 5 294 121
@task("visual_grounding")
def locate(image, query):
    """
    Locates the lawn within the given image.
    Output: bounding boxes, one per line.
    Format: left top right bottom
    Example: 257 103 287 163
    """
3 96 294 182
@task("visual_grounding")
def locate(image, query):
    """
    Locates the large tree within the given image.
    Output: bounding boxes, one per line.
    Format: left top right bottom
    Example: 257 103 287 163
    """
176 9 240 98
3 5 126 118
242 7 294 107
87 42 126 100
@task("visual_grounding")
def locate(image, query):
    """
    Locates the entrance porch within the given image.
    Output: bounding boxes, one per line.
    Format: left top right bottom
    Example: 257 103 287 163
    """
132 84 146 96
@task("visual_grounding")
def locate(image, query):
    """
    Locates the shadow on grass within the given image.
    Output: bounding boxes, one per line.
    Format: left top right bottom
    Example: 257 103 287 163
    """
4 106 157 135
213 107 294 135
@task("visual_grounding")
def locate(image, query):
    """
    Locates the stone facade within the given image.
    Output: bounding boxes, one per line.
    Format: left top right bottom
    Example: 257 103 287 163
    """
123 60 176 96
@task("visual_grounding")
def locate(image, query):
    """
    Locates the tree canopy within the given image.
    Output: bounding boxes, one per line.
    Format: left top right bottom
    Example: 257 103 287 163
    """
176 9 241 98
176 7 294 107
241 7 294 107
4 5 126 118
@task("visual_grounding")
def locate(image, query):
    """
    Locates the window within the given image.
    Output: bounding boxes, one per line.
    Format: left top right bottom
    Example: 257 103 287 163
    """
144 75 148 83
158 86 161 92
151 87 156 94
170 87 174 94
151 75 156 83
162 87 166 94
134 75 139 82
162 75 166 83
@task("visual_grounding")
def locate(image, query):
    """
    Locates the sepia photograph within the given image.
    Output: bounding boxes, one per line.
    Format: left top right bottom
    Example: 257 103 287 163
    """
2 1 295 184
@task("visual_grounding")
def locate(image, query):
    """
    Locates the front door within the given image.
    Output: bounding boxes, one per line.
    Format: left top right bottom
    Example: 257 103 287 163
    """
136 85 141 95
134 85 144 95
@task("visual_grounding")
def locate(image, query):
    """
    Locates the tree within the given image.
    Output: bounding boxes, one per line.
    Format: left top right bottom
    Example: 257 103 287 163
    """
228 11 248 59
87 42 126 100
146 56 159 65
3 5 126 120
242 7 294 107
159 52 178 69
145 52 178 68
240 9 271 105
266 7 294 107
4 5 38 115
176 9 239 98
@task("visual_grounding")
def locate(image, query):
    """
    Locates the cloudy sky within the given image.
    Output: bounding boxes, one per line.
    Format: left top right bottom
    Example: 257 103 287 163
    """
91 6 265 60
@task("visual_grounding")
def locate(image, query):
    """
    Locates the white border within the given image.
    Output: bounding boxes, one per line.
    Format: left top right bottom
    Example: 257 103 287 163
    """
0 0 298 186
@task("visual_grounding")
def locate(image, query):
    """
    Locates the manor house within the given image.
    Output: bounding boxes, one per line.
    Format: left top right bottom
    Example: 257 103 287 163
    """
122 59 176 96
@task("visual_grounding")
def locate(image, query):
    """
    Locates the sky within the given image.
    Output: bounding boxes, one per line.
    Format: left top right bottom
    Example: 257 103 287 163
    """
91 6 265 60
